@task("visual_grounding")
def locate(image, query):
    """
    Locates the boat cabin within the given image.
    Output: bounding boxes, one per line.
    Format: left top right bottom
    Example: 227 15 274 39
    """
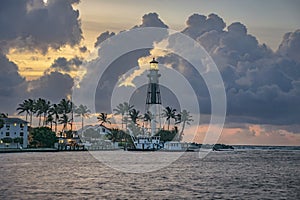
133 135 162 150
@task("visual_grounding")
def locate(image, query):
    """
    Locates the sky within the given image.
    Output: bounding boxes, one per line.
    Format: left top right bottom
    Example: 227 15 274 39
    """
1 0 300 145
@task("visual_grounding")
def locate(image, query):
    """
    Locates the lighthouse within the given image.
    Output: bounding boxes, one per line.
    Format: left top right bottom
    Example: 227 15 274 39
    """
146 58 162 136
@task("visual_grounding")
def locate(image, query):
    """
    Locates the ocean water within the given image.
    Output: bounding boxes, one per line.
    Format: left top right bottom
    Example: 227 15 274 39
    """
0 149 299 199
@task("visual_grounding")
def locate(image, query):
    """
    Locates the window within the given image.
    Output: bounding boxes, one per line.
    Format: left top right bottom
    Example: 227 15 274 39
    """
20 124 24 128
6 132 10 137
20 132 24 137
6 124 10 130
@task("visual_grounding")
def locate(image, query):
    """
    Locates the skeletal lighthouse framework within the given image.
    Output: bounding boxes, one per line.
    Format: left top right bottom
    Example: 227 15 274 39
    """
145 58 162 136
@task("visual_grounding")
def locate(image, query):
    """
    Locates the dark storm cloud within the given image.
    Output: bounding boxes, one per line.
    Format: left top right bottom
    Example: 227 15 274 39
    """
79 12 300 129
94 31 115 47
49 56 83 72
0 52 75 114
0 0 82 53
0 0 79 114
174 14 300 126
28 71 74 102
0 53 27 113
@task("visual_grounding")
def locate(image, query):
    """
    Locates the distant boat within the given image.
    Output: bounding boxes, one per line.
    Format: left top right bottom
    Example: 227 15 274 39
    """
212 144 234 151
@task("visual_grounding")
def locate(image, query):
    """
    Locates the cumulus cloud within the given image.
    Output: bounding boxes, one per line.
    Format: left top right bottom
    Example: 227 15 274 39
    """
78 13 169 112
0 0 79 114
0 53 74 113
156 14 300 129
133 12 168 29
28 71 74 102
0 0 82 53
182 13 226 39
49 56 83 72
0 53 27 113
0 8 299 138
277 29 300 62
77 12 300 131
94 31 115 47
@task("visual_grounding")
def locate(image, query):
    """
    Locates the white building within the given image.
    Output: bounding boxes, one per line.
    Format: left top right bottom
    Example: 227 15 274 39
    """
0 118 28 148
81 125 111 136
164 141 183 151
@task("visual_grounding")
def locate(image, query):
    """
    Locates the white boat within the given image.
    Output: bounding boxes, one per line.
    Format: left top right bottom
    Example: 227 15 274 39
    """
128 135 163 151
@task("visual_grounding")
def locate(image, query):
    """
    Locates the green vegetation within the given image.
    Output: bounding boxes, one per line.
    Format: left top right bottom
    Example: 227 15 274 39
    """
176 110 193 141
17 98 74 134
97 112 111 126
113 102 134 129
1 137 13 143
75 104 91 130
112 101 193 142
0 118 4 129
14 96 194 149
0 113 8 118
156 129 178 142
106 128 126 142
0 137 23 148
13 137 23 144
29 127 57 148
163 106 177 131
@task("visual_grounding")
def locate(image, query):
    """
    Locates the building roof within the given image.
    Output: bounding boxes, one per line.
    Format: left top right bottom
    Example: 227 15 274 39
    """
82 124 111 132
0 118 28 124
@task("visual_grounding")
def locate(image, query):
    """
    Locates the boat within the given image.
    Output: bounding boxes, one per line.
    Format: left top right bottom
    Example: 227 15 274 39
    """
212 144 234 151
127 135 163 151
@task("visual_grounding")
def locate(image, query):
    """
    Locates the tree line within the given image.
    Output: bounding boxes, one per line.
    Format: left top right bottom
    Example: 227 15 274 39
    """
16 98 90 133
113 102 193 141
15 98 193 141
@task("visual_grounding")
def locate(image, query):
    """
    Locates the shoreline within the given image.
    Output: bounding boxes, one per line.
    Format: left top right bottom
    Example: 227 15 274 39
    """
1 145 300 153
0 148 59 153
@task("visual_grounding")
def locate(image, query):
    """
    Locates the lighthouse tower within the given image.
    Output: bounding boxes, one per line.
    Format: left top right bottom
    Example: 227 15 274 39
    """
146 58 162 136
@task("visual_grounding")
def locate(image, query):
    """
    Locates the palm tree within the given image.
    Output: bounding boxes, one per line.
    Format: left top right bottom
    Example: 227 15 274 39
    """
129 108 141 125
17 100 30 121
113 103 126 129
178 110 193 141
58 98 73 130
35 98 45 127
75 104 91 130
42 100 51 126
97 113 111 126
46 114 54 131
106 128 120 143
27 99 36 126
163 106 177 130
0 118 4 129
143 111 152 128
0 113 8 118
59 113 70 132
113 102 134 129
58 99 72 114
49 104 60 133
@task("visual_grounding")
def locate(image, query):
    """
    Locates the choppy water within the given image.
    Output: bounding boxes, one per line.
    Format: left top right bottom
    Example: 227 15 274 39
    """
1 149 299 199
